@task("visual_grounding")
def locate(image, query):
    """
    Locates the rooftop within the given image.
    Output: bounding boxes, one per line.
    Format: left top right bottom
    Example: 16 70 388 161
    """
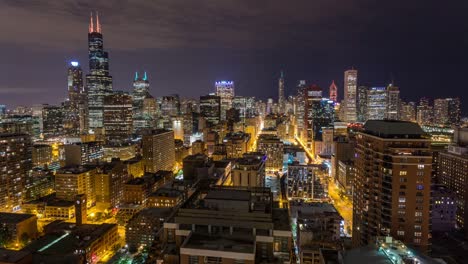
204 189 251 201
0 212 36 223
150 187 184 198
363 120 426 139
0 248 31 263
181 233 255 254
56 165 95 174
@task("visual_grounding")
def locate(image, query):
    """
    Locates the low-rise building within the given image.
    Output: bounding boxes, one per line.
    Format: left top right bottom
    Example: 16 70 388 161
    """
232 152 266 187
147 187 184 208
0 213 38 247
257 134 284 172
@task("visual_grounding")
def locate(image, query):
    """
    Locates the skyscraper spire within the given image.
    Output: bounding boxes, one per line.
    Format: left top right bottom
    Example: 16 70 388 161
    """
143 71 148 81
89 12 94 33
96 11 101 33
135 72 139 81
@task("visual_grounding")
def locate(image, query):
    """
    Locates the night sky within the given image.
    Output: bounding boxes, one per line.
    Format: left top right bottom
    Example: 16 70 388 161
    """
1 0 467 114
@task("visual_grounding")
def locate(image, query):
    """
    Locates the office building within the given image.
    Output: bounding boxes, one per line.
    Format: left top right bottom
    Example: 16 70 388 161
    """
257 134 284 172
434 98 461 127
215 81 235 121
344 69 358 122
329 80 338 102
278 71 285 107
386 84 400 120
417 98 433 126
64 141 103 166
147 187 184 208
0 133 31 212
160 94 180 118
94 160 132 208
86 12 113 131
142 130 175 173
132 71 157 132
42 105 64 138
223 132 251 158
103 91 133 142
304 84 323 149
353 120 432 252
55 166 97 208
356 86 368 122
287 164 316 200
163 186 292 263
65 61 87 135
366 87 387 120
32 144 52 167
199 94 221 127
232 152 266 187
400 101 417 122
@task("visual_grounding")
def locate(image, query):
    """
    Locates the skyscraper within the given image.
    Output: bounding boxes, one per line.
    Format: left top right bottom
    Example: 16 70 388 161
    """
386 84 400 120
353 120 432 252
304 85 323 150
416 98 433 126
142 130 175 173
0 133 31 212
215 81 234 121
132 72 156 132
329 80 338 102
86 12 113 131
356 86 368 122
366 87 387 120
278 71 285 106
42 105 64 138
434 98 461 127
103 91 133 143
344 69 358 122
65 61 86 135
199 94 221 127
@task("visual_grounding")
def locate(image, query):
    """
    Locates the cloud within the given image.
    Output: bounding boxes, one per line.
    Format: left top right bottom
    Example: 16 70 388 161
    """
0 87 44 94
0 0 376 51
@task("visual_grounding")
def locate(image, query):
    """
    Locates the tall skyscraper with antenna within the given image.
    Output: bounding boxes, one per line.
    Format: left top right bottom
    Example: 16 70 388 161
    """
329 80 337 102
86 12 113 131
278 71 285 106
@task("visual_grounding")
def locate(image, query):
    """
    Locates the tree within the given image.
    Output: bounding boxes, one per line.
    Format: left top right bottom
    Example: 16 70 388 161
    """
20 232 30 247
0 225 11 248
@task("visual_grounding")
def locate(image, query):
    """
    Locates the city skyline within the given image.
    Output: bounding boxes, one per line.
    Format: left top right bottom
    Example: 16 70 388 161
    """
0 1 467 115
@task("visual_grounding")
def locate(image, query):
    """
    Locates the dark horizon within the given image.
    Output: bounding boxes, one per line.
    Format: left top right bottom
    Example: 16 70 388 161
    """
1 0 467 114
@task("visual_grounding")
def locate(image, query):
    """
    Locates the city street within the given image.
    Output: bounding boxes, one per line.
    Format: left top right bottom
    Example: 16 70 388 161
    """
327 178 353 236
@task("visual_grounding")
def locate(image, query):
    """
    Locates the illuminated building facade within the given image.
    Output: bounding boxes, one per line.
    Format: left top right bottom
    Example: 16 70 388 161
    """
64 141 103 166
142 129 175 173
353 120 432 252
366 87 387 120
400 101 417 122
199 94 221 127
344 69 358 122
86 12 113 131
103 91 133 143
215 81 235 121
356 86 368 122
65 61 87 135
132 71 156 132
42 105 64 138
0 133 31 212
257 134 284 172
55 166 97 208
386 84 400 120
329 80 338 102
416 97 433 126
278 71 285 107
434 97 461 127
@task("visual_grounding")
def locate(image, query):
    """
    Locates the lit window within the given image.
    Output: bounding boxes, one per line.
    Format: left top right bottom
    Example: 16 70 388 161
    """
399 171 407 176
418 165 424 169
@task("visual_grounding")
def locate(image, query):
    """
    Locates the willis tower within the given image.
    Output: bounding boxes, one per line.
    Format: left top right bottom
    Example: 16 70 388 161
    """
86 12 113 131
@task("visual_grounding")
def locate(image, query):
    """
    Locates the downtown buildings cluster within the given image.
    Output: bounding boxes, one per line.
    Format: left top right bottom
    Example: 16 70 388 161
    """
0 12 467 264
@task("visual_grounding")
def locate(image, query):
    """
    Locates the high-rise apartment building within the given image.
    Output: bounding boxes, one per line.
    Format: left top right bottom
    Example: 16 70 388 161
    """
142 129 175 173
386 84 400 120
344 69 358 122
438 127 468 237
353 120 432 252
0 133 31 212
86 12 113 131
103 91 133 143
215 81 234 121
199 94 221 127
366 87 387 120
55 166 97 208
